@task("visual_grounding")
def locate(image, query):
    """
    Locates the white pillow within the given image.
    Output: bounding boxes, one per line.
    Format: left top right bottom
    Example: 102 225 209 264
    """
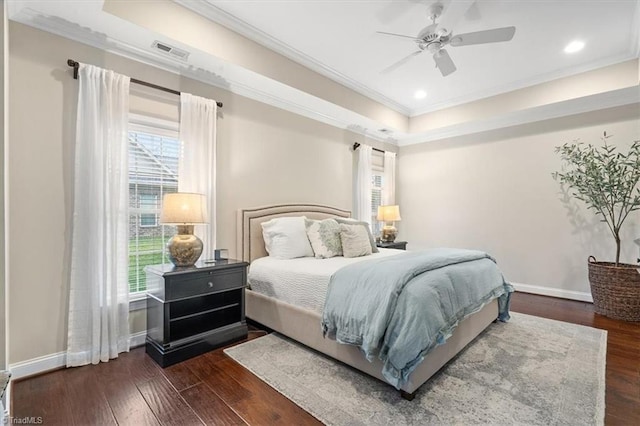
339 224 373 258
261 216 314 259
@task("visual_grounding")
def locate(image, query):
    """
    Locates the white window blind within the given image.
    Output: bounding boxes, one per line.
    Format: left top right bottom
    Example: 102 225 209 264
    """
139 193 159 227
371 150 385 237
128 119 180 295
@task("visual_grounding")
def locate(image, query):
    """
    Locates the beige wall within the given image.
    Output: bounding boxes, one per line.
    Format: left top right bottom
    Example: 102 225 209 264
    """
7 22 395 364
398 108 640 297
8 13 639 367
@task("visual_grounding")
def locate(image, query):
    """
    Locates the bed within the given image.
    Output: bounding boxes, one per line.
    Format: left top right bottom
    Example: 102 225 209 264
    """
236 203 501 399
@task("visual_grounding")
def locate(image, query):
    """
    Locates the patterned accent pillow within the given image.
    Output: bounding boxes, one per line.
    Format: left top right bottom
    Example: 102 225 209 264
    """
333 218 379 253
305 218 343 258
339 224 373 258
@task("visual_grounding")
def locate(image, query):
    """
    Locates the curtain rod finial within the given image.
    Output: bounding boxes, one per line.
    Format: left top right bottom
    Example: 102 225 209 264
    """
67 59 79 79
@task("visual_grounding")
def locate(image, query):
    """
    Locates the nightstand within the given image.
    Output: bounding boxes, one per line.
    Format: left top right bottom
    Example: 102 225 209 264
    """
376 241 407 250
145 259 249 367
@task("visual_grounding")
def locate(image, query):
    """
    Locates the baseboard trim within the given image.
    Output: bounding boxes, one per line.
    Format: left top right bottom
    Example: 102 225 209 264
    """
9 351 66 380
9 331 148 380
513 282 593 303
129 331 147 349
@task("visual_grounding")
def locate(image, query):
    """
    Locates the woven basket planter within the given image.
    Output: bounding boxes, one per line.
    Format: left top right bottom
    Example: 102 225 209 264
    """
588 256 640 322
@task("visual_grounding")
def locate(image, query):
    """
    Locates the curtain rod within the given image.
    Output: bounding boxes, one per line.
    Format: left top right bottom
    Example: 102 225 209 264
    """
353 142 384 153
67 59 223 108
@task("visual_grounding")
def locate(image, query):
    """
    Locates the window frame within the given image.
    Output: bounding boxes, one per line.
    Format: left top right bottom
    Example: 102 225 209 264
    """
128 114 180 305
138 193 160 228
371 150 385 237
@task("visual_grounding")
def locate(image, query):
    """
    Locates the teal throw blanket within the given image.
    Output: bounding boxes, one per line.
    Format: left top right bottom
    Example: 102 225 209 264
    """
321 248 513 389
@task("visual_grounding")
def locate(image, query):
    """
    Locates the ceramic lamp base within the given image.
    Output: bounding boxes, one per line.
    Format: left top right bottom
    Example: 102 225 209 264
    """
167 225 203 267
381 225 398 243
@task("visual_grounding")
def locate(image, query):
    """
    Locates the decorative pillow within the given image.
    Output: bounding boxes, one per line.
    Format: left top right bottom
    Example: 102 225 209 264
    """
305 218 343 258
261 216 314 259
333 217 379 253
339 224 373 258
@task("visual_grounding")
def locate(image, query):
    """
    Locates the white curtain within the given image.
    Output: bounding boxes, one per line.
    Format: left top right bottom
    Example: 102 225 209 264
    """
67 64 130 367
179 93 218 260
383 151 397 205
354 144 373 223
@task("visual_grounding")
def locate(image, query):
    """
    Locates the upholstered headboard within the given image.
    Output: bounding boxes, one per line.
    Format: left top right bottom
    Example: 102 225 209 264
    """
236 204 351 263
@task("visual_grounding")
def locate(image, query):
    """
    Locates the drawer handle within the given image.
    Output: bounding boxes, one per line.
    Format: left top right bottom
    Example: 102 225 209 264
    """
208 282 214 288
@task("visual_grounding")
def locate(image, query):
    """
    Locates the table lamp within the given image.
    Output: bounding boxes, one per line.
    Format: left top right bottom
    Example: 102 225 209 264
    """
160 192 208 267
377 205 401 243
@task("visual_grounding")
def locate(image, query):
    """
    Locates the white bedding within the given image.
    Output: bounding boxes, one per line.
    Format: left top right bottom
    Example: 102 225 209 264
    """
248 248 404 313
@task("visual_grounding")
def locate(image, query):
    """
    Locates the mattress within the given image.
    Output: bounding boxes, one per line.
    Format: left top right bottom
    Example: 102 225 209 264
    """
248 248 404 313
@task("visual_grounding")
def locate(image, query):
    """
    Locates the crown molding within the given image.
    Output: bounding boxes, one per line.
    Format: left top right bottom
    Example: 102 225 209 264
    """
398 85 640 146
175 0 411 116
410 52 639 117
12 7 204 82
10 6 399 144
9 5 637 148
179 0 640 119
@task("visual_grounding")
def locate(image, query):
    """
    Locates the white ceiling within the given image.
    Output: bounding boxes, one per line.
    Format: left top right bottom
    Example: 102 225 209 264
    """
7 0 640 144
197 0 640 115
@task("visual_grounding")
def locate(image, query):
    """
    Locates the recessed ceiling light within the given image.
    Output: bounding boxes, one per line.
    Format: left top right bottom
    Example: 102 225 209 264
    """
564 40 585 54
414 90 427 99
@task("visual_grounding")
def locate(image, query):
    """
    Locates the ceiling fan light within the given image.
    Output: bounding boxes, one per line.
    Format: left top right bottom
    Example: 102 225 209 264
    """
564 40 585 54
414 90 427 99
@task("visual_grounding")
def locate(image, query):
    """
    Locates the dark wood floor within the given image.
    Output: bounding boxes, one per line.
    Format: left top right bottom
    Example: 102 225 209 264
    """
11 292 640 425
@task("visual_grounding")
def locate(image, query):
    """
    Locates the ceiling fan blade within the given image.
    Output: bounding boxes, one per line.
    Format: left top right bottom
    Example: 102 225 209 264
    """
450 26 516 46
433 49 456 76
437 0 475 35
376 31 421 41
381 50 423 74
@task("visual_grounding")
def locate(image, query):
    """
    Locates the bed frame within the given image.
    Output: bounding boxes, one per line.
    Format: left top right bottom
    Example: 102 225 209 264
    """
236 203 498 399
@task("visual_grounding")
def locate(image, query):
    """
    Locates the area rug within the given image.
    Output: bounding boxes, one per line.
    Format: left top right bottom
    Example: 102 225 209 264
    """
224 313 606 425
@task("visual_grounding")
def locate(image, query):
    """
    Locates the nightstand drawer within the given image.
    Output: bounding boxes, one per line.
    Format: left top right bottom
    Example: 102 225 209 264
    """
166 267 245 300
170 304 242 344
170 289 242 319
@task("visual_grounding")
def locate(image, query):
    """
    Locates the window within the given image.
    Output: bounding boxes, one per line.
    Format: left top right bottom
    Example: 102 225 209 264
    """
371 150 385 237
128 116 180 295
139 194 159 227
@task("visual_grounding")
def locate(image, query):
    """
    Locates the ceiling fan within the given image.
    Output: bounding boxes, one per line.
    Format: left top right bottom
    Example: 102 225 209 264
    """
378 1 516 77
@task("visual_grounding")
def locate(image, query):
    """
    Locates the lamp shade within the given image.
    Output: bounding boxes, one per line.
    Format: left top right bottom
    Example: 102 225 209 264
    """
377 205 401 222
160 192 208 224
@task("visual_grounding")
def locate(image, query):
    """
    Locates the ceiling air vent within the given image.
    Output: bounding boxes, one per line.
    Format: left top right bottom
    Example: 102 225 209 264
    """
152 41 190 61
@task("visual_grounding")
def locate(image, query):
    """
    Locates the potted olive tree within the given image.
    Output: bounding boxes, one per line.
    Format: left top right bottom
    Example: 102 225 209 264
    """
553 132 640 321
